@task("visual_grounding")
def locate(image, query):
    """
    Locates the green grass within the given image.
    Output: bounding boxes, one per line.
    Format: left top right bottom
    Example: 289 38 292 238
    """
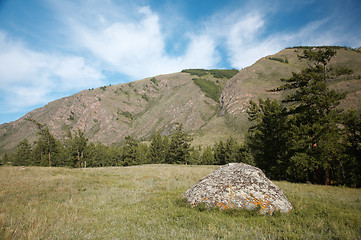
182 69 239 79
1 165 360 239
192 78 221 102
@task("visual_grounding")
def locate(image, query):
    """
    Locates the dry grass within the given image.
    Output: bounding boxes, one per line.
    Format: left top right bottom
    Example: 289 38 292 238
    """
1 165 361 239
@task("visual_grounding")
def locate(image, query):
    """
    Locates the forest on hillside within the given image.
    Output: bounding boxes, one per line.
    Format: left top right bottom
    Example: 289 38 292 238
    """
1 47 361 187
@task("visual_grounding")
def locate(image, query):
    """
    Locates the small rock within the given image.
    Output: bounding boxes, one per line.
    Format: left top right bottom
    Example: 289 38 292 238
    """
183 163 293 214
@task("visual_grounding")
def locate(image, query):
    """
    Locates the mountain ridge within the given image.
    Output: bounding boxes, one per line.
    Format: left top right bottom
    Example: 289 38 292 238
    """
1 47 361 155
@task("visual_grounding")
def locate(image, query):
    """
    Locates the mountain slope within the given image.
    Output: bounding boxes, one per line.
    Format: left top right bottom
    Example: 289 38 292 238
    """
1 47 361 155
0 72 235 153
220 47 361 133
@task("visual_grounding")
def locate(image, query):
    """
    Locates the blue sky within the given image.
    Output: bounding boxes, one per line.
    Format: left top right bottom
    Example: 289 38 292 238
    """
0 0 360 124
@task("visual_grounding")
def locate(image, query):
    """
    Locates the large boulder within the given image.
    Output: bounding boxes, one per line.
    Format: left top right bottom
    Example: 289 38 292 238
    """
183 163 293 214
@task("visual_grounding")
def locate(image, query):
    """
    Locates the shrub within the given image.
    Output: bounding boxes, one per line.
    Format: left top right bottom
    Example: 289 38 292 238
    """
268 57 288 63
142 94 149 102
150 78 158 86
192 78 221 102
208 69 239 79
182 69 239 79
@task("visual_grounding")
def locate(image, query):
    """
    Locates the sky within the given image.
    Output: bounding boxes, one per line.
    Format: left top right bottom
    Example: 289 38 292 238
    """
0 0 360 124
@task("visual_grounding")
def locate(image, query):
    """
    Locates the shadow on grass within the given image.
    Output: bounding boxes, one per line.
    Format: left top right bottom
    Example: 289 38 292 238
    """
174 197 282 217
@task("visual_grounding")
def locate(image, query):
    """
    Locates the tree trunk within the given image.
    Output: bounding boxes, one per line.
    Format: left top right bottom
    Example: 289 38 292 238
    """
325 167 330 185
316 168 323 184
48 151 51 167
77 149 80 168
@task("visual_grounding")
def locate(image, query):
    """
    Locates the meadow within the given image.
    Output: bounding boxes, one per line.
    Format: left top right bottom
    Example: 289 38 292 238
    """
0 164 360 239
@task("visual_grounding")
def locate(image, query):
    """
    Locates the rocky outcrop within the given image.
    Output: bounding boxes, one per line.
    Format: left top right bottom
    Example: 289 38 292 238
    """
183 163 293 214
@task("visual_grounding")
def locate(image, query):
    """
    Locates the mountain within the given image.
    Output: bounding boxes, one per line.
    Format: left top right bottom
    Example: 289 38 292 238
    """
1 47 361 154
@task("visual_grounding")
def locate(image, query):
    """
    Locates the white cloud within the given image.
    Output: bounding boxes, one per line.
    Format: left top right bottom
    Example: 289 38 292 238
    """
178 35 219 69
204 6 361 69
0 31 104 112
72 6 164 77
67 5 219 79
225 13 270 68
50 56 104 90
222 16 326 69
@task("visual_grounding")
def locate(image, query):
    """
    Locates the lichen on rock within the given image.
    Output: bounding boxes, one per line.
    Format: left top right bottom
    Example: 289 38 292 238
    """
183 163 293 214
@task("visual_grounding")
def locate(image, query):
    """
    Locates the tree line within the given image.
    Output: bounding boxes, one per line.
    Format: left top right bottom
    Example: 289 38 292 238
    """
2 123 253 168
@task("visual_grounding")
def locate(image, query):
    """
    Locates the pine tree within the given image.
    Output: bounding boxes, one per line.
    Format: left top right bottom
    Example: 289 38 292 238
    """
238 144 255 165
26 119 59 167
162 135 170 163
213 140 226 165
136 143 149 165
13 139 32 166
342 110 361 187
1 153 10 165
189 146 202 165
168 124 192 164
214 137 243 165
224 137 240 163
122 136 139 166
85 142 108 167
35 127 58 167
67 129 88 167
148 132 167 163
200 146 215 165
246 98 288 179
107 146 123 166
276 47 352 184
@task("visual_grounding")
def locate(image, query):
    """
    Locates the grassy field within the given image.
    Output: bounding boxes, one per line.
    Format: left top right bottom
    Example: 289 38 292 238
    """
1 165 360 239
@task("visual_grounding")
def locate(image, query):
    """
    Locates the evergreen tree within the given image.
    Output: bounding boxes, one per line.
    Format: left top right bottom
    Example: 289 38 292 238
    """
67 129 88 167
214 137 241 165
200 146 215 165
122 136 139 166
107 146 123 166
213 140 226 165
13 139 32 166
168 124 192 164
238 144 255 165
36 127 59 167
136 143 149 165
162 135 170 162
31 139 43 166
246 98 288 179
189 146 202 165
2 153 10 165
148 132 168 163
214 137 254 165
224 137 241 163
275 47 352 184
85 142 103 167
26 119 59 167
342 110 361 187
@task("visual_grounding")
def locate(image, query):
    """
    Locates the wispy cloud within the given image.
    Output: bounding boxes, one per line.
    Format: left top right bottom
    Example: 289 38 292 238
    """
225 12 270 68
0 31 104 112
66 5 219 79
200 1 361 69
